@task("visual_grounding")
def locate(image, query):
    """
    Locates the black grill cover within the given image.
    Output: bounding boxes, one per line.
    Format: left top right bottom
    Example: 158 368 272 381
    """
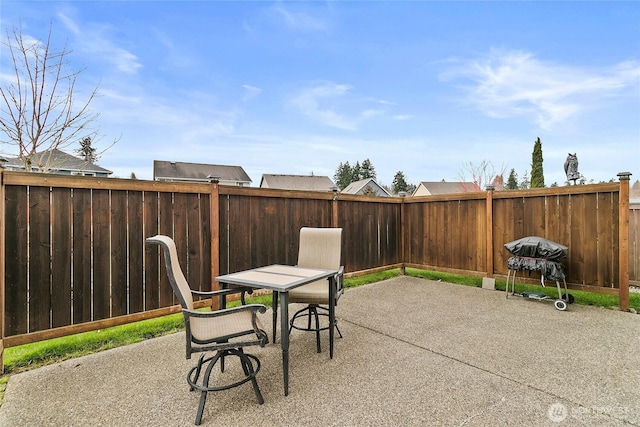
507 256 566 281
504 236 568 261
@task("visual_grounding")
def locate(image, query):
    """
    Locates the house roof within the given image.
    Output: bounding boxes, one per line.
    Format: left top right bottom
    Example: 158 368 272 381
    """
259 174 335 191
414 181 480 195
341 178 391 197
153 160 251 184
1 149 112 174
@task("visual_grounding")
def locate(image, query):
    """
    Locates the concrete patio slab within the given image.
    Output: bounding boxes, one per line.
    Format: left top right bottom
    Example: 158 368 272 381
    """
1 276 638 426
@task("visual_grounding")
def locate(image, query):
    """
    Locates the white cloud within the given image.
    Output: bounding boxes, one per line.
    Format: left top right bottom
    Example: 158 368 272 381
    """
289 81 389 130
271 4 329 33
58 12 142 75
242 84 262 102
289 81 357 130
442 49 640 130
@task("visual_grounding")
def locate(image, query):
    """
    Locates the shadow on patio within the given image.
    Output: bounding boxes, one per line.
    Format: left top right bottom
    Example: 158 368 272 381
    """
1 276 639 426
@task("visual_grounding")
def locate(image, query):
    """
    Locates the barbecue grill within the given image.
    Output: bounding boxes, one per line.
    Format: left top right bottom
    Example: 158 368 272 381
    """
504 236 574 311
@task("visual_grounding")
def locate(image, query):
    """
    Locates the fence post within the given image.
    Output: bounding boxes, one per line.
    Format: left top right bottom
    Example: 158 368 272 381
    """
485 185 495 278
618 172 631 311
331 187 339 228
0 171 4 373
209 177 220 310
399 191 407 275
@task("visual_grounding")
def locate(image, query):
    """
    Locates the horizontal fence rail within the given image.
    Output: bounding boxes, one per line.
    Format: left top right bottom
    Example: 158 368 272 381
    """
0 170 634 372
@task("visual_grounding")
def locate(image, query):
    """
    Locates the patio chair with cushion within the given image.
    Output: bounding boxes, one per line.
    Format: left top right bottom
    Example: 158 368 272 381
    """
146 235 268 426
278 227 344 354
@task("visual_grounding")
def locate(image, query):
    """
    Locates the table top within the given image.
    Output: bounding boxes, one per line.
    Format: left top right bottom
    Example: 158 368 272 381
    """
216 264 337 292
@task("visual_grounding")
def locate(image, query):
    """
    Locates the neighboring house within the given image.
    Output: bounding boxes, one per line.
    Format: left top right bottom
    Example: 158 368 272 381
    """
0 149 112 177
341 178 391 197
153 160 251 186
259 174 336 192
413 180 480 197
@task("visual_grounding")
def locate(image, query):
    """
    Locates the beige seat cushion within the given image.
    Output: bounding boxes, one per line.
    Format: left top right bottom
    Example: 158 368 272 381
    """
190 309 264 342
288 279 330 305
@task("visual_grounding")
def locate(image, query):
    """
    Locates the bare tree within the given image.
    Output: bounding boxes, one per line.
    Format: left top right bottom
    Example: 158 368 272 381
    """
0 23 102 172
458 160 508 191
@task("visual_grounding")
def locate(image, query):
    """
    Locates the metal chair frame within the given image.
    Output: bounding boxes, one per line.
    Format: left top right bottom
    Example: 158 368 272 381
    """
147 235 268 425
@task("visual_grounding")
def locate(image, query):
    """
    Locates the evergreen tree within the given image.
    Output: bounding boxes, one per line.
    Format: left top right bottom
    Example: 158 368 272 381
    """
361 158 376 179
333 162 352 190
76 136 99 163
530 137 545 188
352 161 362 182
506 168 519 189
392 171 410 194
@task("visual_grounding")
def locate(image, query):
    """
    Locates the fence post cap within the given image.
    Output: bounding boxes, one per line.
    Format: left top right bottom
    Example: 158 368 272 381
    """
617 172 632 181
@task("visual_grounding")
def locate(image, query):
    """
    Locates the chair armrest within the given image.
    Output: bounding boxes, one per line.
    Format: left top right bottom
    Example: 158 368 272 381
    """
191 288 244 298
183 303 267 319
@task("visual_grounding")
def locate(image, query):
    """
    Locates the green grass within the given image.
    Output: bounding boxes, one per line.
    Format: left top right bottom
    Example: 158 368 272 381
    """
404 267 640 312
1 268 638 403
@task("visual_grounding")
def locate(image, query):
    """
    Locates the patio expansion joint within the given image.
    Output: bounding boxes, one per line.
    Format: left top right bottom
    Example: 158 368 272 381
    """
340 318 628 425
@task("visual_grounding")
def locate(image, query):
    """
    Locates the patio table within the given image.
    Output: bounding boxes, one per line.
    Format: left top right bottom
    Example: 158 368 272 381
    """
216 264 338 396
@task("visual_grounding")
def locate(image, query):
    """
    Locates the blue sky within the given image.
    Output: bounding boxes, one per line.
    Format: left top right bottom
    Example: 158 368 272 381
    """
1 1 639 187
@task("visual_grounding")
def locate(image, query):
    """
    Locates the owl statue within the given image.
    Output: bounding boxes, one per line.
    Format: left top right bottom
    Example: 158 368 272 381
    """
564 153 580 185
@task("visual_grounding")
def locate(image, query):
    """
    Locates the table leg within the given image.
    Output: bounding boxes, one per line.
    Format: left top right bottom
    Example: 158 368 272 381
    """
329 276 336 360
279 291 289 396
272 291 278 343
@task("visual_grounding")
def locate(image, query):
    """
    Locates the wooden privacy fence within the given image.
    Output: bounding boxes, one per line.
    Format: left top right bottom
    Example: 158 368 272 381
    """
0 171 633 371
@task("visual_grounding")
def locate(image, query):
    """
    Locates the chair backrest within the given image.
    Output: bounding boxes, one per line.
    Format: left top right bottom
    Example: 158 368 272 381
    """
146 235 194 310
297 227 342 270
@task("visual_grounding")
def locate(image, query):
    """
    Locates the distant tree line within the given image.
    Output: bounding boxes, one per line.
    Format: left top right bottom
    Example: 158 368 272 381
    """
333 158 416 195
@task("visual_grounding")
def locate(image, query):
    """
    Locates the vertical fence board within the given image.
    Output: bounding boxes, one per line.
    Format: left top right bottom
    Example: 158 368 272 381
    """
471 200 484 272
612 191 620 287
72 189 92 324
582 194 599 285
92 190 111 320
218 194 230 275
228 195 252 273
29 187 51 332
171 193 188 306
4 186 27 336
143 191 160 310
597 192 614 287
51 188 72 328
525 197 546 237
110 190 128 317
631 208 639 283
492 199 509 275
128 191 144 313
158 192 174 307
186 193 203 293
569 194 586 284
199 194 211 292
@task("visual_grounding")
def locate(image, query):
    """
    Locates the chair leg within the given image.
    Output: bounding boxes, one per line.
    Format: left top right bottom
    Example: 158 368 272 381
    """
238 351 264 404
188 349 263 425
190 354 206 391
194 353 221 425
312 306 321 353
289 304 343 353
